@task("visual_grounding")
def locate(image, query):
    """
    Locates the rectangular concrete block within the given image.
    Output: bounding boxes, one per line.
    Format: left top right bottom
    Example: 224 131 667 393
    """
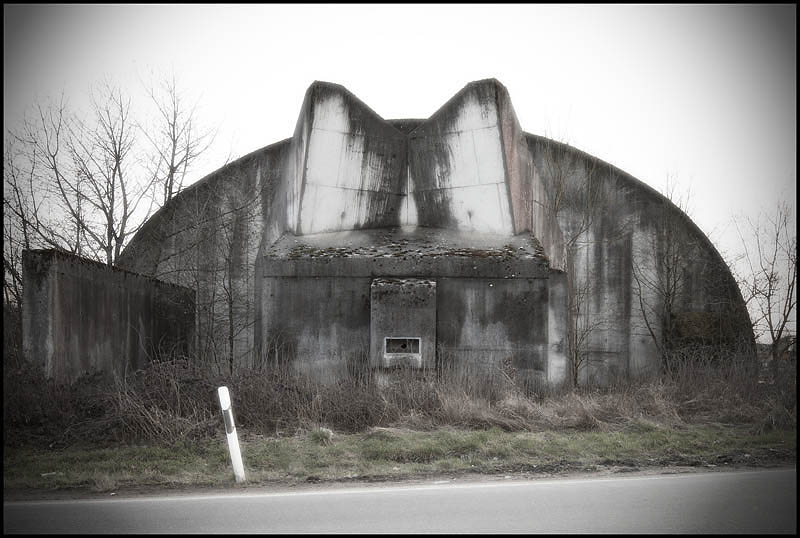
370 278 437 369
436 277 550 386
22 249 195 382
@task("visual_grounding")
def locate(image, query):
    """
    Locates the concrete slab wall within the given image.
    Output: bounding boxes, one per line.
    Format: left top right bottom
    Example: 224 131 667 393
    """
23 249 195 381
436 277 551 389
547 270 569 387
260 275 371 383
496 84 567 272
406 80 566 270
261 272 556 387
260 227 559 387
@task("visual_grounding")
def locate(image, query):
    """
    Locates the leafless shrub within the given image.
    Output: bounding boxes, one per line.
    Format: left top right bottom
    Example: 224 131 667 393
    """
3 341 795 448
3 361 113 447
316 379 389 433
108 359 219 444
225 361 315 435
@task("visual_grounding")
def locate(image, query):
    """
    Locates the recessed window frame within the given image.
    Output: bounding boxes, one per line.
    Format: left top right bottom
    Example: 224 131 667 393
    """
384 337 421 355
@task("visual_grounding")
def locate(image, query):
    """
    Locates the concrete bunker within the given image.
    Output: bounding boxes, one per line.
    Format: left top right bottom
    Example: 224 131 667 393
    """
69 77 753 388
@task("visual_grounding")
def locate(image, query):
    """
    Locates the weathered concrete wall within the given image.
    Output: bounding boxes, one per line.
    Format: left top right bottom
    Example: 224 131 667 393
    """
119 82 409 371
259 227 551 279
117 139 292 370
497 85 567 272
406 80 566 271
260 272 561 387
547 270 569 386
261 272 563 388
260 275 371 383
386 81 567 279
22 249 195 381
527 135 754 383
436 277 552 388
259 227 563 387
408 82 513 234
119 79 569 373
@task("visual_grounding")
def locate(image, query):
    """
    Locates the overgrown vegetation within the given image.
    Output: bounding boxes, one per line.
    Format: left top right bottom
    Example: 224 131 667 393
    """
4 299 795 495
4 346 795 450
4 424 795 494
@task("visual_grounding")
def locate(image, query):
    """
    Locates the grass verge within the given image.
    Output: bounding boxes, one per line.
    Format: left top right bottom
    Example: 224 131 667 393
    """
4 339 795 499
4 424 795 498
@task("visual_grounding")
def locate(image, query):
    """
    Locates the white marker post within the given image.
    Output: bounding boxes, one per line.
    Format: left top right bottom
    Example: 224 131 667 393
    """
217 386 246 483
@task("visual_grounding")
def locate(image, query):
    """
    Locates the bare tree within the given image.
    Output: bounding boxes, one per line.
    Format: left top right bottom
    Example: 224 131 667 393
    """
8 82 156 267
142 73 215 206
10 95 87 255
210 173 261 376
538 138 612 385
4 75 216 305
566 263 611 386
71 82 158 264
3 118 83 304
2 151 28 305
629 176 767 383
541 140 604 245
632 188 680 365
120 162 263 375
735 201 797 361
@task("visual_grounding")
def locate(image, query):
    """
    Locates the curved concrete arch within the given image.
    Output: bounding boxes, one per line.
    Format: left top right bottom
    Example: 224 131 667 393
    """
117 79 753 385
525 134 753 383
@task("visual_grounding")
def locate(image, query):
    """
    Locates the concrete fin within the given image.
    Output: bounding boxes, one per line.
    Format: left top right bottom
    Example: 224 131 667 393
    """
407 79 514 234
287 78 559 245
293 81 408 235
495 84 566 270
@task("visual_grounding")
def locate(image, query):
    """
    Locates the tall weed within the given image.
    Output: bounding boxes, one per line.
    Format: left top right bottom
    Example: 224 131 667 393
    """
3 346 795 447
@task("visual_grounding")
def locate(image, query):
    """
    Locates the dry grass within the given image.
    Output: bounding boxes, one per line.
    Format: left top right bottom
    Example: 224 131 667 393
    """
108 359 220 443
3 345 796 449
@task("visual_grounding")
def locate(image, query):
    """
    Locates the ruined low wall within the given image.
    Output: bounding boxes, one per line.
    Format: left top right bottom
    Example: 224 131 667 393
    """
22 249 195 381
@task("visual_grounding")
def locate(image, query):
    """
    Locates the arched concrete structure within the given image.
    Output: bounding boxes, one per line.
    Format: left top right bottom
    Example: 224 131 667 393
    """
117 79 753 387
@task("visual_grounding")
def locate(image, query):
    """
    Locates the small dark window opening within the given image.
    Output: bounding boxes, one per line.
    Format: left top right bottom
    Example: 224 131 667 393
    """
385 337 420 354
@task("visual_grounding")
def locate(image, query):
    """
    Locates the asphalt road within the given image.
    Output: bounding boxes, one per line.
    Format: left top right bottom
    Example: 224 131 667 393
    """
4 468 796 534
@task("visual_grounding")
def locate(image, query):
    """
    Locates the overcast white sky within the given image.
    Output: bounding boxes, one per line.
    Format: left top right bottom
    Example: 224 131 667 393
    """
3 4 796 265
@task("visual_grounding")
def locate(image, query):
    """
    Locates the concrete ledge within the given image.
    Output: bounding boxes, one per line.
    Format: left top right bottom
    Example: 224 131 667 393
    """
262 227 552 278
